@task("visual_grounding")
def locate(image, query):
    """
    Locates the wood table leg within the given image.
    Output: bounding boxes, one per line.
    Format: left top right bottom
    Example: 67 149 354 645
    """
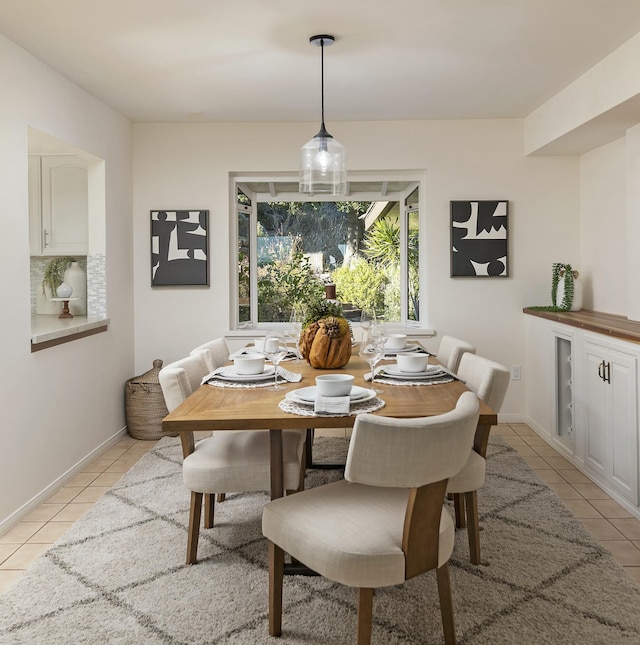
270 429 284 500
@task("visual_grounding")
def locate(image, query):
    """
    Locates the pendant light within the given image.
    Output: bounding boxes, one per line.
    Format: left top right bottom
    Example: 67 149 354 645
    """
299 34 347 196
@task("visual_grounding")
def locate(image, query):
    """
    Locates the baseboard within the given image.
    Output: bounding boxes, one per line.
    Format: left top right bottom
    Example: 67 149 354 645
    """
0 426 128 536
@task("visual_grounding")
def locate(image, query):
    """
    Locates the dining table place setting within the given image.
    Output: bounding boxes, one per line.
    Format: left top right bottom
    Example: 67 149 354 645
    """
279 373 385 417
202 352 302 388
365 350 458 386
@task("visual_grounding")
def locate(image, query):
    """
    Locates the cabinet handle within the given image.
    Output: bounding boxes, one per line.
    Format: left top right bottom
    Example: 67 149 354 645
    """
598 361 604 380
604 361 611 384
43 229 49 248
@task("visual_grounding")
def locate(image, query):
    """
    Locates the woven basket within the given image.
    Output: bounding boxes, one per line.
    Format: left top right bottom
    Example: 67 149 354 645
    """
125 359 175 440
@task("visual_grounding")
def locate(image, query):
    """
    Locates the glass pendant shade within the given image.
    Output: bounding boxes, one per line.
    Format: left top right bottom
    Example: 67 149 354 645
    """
299 128 347 195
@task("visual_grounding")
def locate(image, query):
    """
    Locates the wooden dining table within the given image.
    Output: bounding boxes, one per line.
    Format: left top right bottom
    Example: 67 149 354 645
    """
162 351 498 500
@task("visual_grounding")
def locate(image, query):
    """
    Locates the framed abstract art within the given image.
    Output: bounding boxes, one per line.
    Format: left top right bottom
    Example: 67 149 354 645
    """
151 210 209 286
450 200 508 278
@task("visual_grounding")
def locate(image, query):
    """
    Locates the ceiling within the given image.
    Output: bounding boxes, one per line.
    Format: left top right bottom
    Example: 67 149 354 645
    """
3 0 640 124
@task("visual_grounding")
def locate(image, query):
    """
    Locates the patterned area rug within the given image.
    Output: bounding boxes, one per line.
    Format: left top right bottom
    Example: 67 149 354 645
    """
1 435 640 644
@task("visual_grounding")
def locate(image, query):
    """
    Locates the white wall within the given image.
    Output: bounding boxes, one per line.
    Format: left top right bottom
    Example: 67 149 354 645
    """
0 35 134 528
579 138 627 315
133 119 581 419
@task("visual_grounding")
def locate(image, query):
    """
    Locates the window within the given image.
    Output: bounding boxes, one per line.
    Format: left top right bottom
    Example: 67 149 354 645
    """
232 173 423 329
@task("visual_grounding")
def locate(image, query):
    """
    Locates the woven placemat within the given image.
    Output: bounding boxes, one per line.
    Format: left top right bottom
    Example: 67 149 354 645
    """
279 397 385 417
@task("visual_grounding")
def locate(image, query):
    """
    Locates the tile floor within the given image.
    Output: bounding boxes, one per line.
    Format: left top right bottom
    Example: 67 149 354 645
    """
2 423 640 595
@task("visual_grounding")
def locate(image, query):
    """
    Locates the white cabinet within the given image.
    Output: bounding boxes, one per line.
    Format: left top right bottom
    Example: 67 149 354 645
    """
582 337 638 505
29 156 88 255
524 311 640 513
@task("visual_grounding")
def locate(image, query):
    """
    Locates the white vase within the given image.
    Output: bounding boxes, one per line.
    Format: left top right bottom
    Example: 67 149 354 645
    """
56 282 73 298
556 274 582 312
64 261 87 315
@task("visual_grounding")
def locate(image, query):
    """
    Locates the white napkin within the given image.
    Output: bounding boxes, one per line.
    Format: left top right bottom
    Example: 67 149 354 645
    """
276 366 303 383
314 395 351 414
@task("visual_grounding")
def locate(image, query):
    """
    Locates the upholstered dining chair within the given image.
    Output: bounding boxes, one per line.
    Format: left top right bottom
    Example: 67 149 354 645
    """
189 337 230 372
159 352 305 565
435 335 476 373
262 392 480 645
446 353 510 565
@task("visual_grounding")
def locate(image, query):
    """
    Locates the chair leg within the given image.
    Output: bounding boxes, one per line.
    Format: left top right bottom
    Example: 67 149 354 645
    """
268 541 284 637
453 493 466 528
305 428 314 469
204 493 215 529
187 491 203 565
436 563 456 645
465 490 481 565
217 493 226 503
357 588 374 645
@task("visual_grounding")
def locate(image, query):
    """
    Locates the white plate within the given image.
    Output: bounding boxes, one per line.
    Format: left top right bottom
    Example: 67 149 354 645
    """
383 344 423 354
286 386 376 406
380 366 446 381
214 365 275 382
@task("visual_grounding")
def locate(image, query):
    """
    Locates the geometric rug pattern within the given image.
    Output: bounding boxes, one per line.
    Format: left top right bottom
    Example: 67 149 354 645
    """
1 435 640 644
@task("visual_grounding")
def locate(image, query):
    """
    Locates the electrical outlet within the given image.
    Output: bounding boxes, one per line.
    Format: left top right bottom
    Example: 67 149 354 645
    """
511 365 521 381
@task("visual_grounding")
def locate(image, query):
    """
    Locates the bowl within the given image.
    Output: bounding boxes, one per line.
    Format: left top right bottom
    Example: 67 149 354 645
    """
385 333 408 350
396 352 429 373
315 374 355 397
234 354 265 375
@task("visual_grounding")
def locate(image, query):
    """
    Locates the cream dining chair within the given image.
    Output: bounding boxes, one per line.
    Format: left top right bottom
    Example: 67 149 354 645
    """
435 335 476 373
159 352 305 564
189 337 230 372
262 392 480 645
446 352 510 565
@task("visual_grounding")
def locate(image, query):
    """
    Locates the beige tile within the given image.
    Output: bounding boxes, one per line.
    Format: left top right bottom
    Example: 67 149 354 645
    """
522 435 549 446
0 544 20 564
581 518 626 540
562 499 602 518
105 460 135 473
547 482 583 499
0 522 45 544
115 435 140 448
100 447 128 460
89 472 123 487
72 487 110 503
51 503 94 522
27 522 74 543
492 423 515 436
570 483 613 500
313 428 347 437
558 470 592 484
0 570 25 594
509 423 537 436
512 445 538 457
22 504 66 522
504 436 528 449
46 487 83 504
80 458 115 473
535 469 568 485
65 472 99 488
0 543 50 569
589 499 632 519
600 541 640 566
532 444 563 457
609 518 640 541
345 427 353 438
542 455 575 470
623 567 640 584
522 456 549 470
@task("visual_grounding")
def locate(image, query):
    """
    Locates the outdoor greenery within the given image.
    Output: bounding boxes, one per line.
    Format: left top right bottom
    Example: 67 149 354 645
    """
242 198 420 323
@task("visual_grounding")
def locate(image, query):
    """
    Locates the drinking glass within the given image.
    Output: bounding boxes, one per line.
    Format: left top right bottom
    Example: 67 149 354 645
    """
359 308 376 356
264 330 288 390
287 307 305 362
367 332 387 394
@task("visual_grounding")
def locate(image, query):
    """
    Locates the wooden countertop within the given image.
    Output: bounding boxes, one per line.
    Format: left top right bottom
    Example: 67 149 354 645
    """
523 308 640 345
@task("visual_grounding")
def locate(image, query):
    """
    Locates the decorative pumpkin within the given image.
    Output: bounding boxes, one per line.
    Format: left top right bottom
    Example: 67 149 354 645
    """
299 301 352 369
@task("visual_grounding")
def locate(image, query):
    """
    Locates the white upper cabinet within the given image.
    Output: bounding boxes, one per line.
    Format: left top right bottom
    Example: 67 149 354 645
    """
29 156 88 256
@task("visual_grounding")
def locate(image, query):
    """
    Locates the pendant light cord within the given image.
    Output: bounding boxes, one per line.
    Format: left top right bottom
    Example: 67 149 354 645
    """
320 37 326 129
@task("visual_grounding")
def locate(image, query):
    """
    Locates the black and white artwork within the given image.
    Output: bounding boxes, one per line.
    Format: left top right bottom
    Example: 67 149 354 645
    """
450 200 508 277
151 210 209 286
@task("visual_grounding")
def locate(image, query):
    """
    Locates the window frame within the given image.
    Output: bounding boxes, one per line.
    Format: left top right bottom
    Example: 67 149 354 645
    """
230 171 428 331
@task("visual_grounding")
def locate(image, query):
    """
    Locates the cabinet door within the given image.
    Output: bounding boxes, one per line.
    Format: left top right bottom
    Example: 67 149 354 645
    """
40 157 88 255
609 350 638 504
583 344 609 478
